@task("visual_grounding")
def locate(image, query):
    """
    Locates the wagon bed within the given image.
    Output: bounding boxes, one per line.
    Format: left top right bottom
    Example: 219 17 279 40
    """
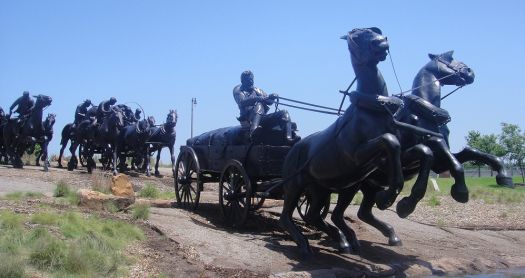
173 125 327 227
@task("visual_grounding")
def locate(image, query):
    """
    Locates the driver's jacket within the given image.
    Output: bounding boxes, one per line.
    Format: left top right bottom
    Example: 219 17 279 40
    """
233 85 270 120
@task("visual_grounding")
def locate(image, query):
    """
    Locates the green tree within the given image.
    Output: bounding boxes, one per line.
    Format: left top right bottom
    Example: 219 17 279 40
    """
465 130 506 177
499 123 525 182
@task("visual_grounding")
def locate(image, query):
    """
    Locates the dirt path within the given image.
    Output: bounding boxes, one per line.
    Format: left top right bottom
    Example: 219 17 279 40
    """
1 165 525 277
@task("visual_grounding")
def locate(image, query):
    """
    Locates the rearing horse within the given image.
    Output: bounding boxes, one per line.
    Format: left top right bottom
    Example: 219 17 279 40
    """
321 52 480 252
411 51 512 187
279 27 406 258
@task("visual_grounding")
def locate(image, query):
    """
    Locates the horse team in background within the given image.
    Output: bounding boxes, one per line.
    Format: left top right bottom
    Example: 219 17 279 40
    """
0 93 177 176
56 97 177 176
0 27 514 259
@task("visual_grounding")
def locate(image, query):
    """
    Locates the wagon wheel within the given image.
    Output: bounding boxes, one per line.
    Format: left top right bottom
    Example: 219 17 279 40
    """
219 160 251 227
174 147 201 210
297 189 330 223
249 180 266 210
251 195 266 211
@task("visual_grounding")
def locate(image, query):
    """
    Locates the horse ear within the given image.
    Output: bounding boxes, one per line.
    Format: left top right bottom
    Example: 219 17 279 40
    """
442 50 454 61
369 27 382 35
428 53 438 60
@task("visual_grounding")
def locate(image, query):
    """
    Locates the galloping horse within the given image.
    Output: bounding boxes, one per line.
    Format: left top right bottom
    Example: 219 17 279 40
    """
322 52 479 252
147 110 177 176
68 107 125 174
57 123 75 168
91 107 125 175
279 28 409 257
116 116 155 174
3 95 53 171
411 51 512 187
34 113 56 168
59 105 99 168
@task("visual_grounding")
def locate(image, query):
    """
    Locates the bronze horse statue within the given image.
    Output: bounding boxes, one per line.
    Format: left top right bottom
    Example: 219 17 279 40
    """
320 51 480 253
67 107 125 174
3 95 53 171
279 28 412 257
34 113 56 168
116 115 155 174
146 110 177 176
410 51 512 187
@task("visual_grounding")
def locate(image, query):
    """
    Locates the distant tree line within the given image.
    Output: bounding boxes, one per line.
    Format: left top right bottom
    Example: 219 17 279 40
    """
465 123 525 182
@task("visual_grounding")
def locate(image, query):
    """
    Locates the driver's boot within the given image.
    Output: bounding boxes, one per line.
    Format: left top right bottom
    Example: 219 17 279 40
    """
250 114 263 142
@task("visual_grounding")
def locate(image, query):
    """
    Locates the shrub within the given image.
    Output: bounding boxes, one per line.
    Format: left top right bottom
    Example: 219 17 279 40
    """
29 236 67 271
0 210 24 230
132 204 150 220
54 180 71 197
91 172 112 194
138 183 159 198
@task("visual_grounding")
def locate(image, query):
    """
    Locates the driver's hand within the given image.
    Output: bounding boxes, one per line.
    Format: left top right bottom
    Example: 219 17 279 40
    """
269 93 279 100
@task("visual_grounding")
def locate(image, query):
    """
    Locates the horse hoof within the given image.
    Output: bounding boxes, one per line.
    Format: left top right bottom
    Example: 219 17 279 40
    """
374 190 393 210
388 236 402 246
339 246 352 254
396 197 415 218
451 184 469 203
496 175 514 187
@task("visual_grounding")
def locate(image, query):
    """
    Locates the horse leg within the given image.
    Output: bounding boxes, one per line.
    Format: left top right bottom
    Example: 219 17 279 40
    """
331 186 361 253
41 141 50 172
358 185 402 246
68 142 78 171
35 145 41 167
279 179 313 258
57 138 68 168
396 144 434 218
354 133 403 210
112 146 118 176
154 148 162 176
454 146 513 187
145 145 151 177
303 187 351 253
57 144 66 168
427 137 468 203
169 145 175 177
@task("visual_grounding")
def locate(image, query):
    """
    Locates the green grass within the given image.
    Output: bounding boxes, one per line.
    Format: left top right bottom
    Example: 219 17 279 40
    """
401 176 525 205
158 191 176 200
54 180 72 197
132 204 150 220
427 195 441 207
0 253 26 278
1 191 45 201
53 181 79 206
138 183 175 200
138 183 159 198
0 209 144 277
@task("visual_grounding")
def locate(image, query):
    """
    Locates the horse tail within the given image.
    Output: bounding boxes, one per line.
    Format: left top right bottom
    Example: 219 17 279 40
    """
60 123 72 146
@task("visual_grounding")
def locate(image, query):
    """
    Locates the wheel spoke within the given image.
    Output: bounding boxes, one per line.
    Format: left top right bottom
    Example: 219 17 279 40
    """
190 185 198 195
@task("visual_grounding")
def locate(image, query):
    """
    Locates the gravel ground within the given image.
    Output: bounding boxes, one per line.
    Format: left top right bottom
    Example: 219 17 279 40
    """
1 164 525 277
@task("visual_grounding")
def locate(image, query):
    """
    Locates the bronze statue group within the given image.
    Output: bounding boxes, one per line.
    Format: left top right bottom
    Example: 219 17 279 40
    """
0 27 514 259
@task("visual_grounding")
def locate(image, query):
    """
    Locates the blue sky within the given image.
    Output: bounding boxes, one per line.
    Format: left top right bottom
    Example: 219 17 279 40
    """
1 1 524 162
